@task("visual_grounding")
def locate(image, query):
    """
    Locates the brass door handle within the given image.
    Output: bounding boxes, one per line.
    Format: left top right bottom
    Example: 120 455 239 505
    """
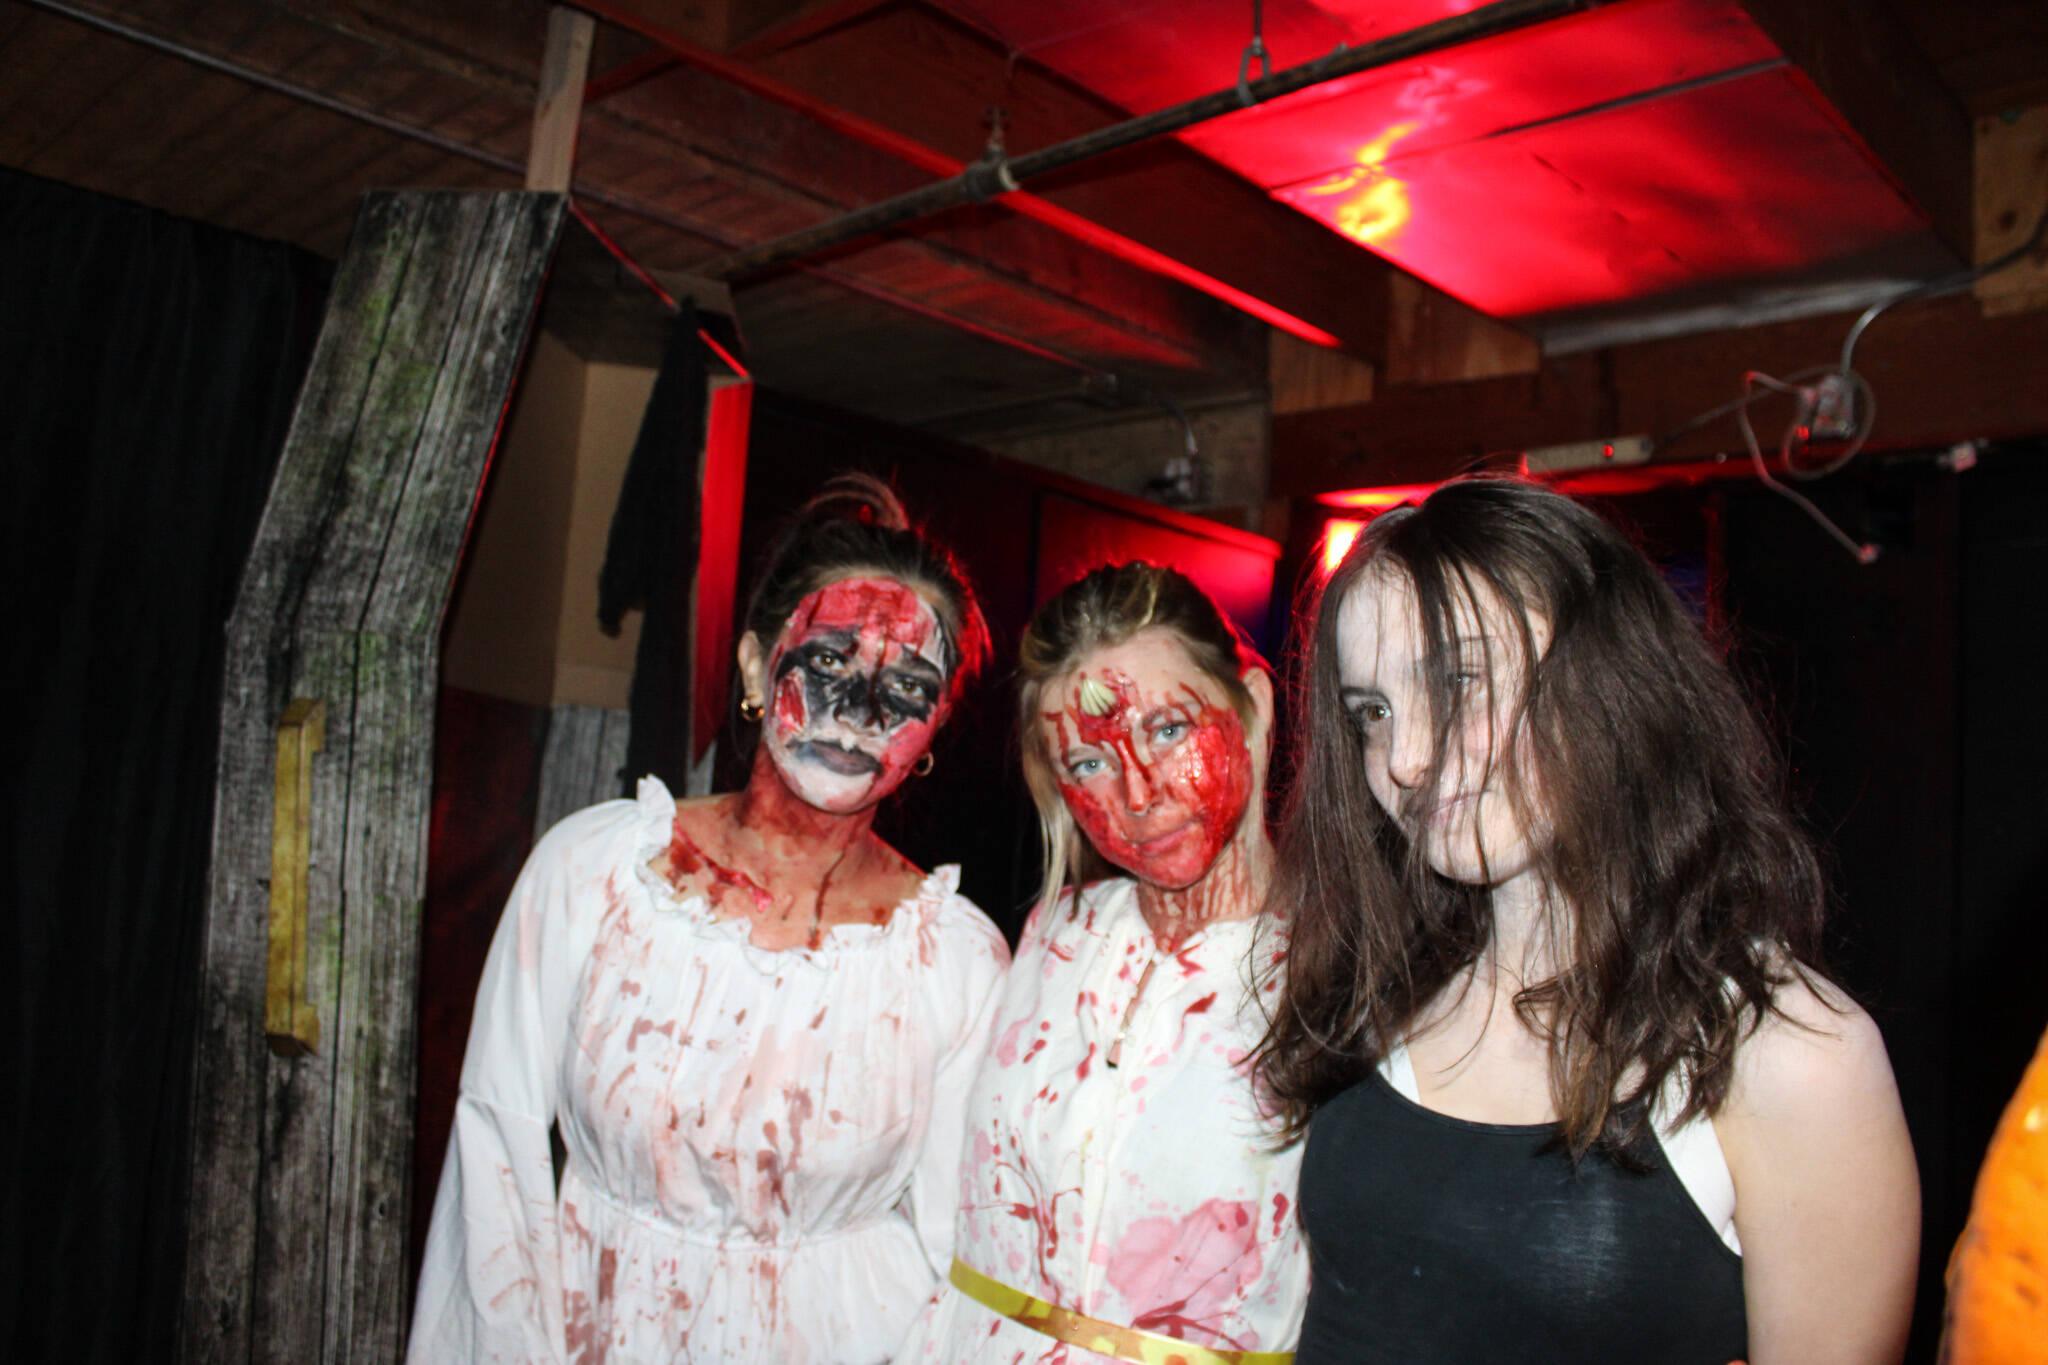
267 698 324 1056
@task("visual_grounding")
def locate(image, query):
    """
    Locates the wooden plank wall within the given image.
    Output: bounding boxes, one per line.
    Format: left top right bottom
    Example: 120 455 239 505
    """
182 190 568 1364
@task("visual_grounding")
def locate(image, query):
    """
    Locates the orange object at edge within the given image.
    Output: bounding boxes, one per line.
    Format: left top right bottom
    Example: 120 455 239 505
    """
1943 1021 2048 1364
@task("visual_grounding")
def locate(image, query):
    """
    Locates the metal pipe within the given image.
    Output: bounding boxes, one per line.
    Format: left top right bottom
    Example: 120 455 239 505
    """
694 0 1591 281
19 0 1128 377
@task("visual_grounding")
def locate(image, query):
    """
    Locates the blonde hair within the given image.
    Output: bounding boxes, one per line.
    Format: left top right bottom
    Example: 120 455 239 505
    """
1017 563 1262 919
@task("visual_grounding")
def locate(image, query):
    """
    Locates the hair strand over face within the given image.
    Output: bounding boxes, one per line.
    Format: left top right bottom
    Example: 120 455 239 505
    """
1254 476 1828 1161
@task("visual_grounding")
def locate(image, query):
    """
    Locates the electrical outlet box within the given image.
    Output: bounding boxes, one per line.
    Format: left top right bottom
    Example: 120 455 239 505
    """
1522 435 1653 473
1806 374 1859 441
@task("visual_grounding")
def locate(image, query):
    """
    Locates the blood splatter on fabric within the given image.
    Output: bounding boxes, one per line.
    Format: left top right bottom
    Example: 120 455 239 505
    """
895 880 1307 1362
407 778 1009 1364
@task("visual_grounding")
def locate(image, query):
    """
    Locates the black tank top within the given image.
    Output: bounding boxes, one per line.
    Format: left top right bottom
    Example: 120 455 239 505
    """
1295 1072 1748 1364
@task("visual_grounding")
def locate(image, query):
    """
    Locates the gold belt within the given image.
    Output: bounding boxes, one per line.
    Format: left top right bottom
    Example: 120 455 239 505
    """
947 1258 1294 1365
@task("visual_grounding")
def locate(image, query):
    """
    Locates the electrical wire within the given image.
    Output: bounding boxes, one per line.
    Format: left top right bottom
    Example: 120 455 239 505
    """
1841 197 2048 373
1735 371 1878 563
1652 195 2046 565
1779 365 1875 480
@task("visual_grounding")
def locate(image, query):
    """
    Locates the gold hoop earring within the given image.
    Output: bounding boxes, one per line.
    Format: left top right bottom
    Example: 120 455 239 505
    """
914 751 935 777
738 697 764 723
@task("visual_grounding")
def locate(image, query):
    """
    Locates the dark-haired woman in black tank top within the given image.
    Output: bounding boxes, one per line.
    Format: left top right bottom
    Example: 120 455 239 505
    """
1255 478 1918 1364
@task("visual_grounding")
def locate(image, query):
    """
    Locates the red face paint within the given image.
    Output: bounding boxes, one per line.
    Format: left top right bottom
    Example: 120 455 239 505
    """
1041 641 1254 891
760 577 950 814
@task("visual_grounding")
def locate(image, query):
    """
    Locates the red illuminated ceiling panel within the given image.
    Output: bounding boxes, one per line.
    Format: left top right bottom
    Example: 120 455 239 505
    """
943 0 1935 323
1178 0 1780 187
1277 66 1929 317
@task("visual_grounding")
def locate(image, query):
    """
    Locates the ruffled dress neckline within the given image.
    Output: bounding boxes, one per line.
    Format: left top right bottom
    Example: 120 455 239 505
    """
624 775 961 973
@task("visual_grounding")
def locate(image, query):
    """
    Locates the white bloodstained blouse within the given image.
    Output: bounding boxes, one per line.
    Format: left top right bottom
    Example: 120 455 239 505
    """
897 878 1308 1363
407 777 1009 1364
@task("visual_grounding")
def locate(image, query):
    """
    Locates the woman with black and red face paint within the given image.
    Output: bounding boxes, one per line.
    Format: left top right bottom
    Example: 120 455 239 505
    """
898 563 1310 1365
410 476 1010 1364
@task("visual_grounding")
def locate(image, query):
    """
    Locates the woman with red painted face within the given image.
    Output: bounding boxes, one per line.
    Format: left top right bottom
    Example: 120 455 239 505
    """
1257 477 1917 1365
897 563 1309 1365
409 476 1010 1364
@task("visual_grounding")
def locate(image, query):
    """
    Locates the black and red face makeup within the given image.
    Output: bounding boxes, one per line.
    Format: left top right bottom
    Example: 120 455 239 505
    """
759 577 951 813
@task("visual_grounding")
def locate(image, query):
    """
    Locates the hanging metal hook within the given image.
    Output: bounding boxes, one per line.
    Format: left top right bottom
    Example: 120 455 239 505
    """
1237 0 1271 105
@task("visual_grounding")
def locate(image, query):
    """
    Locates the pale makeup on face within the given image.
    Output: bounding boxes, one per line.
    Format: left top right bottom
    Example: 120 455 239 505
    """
750 576 952 815
1037 629 1254 892
1333 565 1552 894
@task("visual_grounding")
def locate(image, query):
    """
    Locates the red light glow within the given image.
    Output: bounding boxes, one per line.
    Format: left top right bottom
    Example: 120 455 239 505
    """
1319 484 1438 510
963 0 1933 324
1302 122 1420 247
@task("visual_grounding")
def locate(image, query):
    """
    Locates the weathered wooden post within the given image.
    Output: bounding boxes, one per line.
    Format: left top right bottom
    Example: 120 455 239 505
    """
180 190 571 1363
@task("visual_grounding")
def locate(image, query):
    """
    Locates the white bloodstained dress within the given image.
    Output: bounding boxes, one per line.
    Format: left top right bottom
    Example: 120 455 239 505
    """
407 777 1009 1364
897 877 1309 1363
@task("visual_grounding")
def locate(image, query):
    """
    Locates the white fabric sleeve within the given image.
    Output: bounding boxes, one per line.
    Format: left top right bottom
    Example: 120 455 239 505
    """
902 907 1011 1280
406 813 608 1364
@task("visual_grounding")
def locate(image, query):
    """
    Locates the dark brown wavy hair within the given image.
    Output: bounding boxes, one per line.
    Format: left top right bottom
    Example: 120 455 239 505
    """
1255 476 1826 1159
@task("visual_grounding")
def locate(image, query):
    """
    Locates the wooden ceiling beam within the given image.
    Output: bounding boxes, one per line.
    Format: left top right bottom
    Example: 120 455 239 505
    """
1737 0 1975 264
1272 290 2048 497
27 0 1263 388
593 57 1266 379
580 0 1399 363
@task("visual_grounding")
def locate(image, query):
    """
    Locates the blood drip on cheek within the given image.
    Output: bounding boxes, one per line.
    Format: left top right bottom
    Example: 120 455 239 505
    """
770 664 807 739
1049 673 1253 882
1178 700 1252 857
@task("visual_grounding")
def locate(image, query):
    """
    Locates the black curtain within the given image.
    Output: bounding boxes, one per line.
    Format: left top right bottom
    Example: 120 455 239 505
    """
1 167 324 1362
599 306 745 797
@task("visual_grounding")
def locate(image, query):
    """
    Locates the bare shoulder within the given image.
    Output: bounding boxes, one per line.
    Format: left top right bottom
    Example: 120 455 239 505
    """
1717 968 1919 1363
1725 969 1900 1121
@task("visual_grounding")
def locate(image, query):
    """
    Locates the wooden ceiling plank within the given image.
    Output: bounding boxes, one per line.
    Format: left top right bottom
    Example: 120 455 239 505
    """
749 2 1394 351
582 0 1394 361
21 43 203 194
192 98 375 234
1272 287 2048 497
322 49 490 136
574 200 730 265
101 69 279 213
13 39 155 177
1891 0 2048 117
218 4 337 81
92 58 258 202
726 0 896 59
338 0 549 93
250 120 420 245
280 140 521 256
1738 0 1975 264
422 88 533 151
143 88 327 226
0 12 134 154
132 0 279 56
0 1 42 46
590 63 1260 374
